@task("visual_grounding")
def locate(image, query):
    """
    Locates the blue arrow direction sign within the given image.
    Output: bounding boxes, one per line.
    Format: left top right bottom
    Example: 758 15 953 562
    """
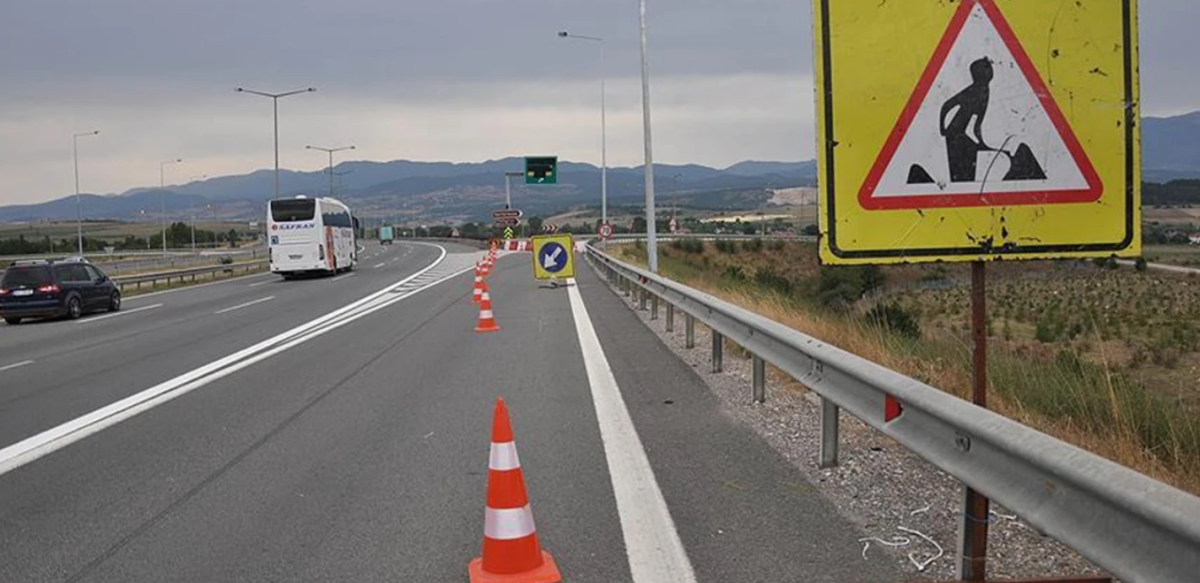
538 242 568 273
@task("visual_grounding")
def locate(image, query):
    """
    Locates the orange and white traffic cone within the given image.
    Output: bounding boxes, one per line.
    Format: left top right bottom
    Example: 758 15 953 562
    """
473 268 486 305
468 399 561 583
475 289 501 333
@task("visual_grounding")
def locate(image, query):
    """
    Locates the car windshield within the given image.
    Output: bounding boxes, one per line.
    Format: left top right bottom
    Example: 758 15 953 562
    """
271 199 316 222
2 266 53 288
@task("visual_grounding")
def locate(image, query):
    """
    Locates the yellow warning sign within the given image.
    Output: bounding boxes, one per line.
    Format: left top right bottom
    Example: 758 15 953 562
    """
531 234 575 280
814 0 1140 265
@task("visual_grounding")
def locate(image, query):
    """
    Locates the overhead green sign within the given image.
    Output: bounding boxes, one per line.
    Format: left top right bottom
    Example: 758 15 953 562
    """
525 156 558 185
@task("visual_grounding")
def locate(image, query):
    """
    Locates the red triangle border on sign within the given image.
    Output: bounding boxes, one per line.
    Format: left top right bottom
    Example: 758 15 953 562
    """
858 0 1103 211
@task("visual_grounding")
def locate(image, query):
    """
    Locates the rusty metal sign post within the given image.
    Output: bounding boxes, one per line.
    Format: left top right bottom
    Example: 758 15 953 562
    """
961 261 991 581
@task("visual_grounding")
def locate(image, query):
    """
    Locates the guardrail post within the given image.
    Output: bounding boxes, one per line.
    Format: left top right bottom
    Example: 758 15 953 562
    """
820 397 839 468
639 288 648 311
686 314 695 348
712 331 724 373
651 294 659 320
752 356 766 403
666 303 675 332
623 277 631 297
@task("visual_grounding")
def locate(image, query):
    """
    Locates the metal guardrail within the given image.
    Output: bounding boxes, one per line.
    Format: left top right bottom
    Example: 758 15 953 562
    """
584 242 1200 583
0 246 265 263
112 260 268 292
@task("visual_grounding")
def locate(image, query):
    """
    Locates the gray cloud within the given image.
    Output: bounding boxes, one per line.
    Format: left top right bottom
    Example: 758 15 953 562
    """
0 0 1195 205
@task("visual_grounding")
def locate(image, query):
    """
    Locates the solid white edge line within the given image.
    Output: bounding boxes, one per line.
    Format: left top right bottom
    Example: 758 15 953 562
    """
213 296 276 315
0 244 452 477
565 278 698 583
0 360 34 373
248 280 271 288
330 272 356 282
77 304 163 324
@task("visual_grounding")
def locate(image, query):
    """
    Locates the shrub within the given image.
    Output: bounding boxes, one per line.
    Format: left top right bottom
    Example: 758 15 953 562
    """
1035 320 1057 343
754 266 793 295
669 238 704 254
723 266 747 281
1135 257 1148 271
769 239 786 251
742 238 764 253
815 265 889 309
714 239 737 254
865 303 921 339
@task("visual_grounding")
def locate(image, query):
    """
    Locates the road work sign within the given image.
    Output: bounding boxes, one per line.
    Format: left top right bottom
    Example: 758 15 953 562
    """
815 0 1140 265
531 234 575 280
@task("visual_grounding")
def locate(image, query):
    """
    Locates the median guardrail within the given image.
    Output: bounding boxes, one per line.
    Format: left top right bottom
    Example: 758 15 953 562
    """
584 241 1200 583
112 260 268 292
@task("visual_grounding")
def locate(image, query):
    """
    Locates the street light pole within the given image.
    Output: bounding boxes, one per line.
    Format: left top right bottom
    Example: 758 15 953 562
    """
306 145 356 197
672 172 683 225
73 130 100 255
638 0 659 272
504 171 524 210
160 158 183 254
236 86 317 203
557 32 608 232
189 174 207 252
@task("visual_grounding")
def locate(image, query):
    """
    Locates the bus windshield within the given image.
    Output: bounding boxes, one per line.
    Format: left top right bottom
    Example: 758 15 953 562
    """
271 199 316 222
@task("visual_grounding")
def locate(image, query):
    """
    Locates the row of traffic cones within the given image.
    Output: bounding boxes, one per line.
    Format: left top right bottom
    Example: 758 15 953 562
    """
475 244 501 333
469 245 560 581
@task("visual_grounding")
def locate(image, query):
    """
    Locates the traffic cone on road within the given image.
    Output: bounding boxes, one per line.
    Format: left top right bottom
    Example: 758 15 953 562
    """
473 268 486 305
468 399 561 583
475 289 501 333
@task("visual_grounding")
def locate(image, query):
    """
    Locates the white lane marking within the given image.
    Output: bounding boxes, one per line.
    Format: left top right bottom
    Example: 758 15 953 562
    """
78 304 163 324
214 296 275 315
566 279 698 583
248 280 271 288
0 244 470 477
330 272 356 282
123 271 272 301
372 263 386 269
0 360 34 373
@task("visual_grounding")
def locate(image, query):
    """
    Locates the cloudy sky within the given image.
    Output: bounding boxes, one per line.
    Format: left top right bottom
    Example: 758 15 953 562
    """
1 0 1196 206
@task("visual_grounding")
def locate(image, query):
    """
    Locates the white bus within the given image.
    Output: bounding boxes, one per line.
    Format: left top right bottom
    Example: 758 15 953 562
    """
268 196 358 279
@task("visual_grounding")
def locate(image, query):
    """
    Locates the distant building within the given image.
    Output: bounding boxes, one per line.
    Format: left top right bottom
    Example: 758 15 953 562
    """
1188 233 1200 245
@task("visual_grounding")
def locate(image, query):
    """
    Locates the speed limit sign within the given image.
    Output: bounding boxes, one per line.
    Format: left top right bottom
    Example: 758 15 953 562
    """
598 222 613 239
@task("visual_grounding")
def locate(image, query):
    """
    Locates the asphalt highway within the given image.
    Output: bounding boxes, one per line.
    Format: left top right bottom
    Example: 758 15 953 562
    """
0 241 901 582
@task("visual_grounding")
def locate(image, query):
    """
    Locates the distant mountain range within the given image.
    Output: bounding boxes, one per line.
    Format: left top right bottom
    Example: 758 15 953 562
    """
2 110 1197 224
1143 111 1200 182
0 159 817 224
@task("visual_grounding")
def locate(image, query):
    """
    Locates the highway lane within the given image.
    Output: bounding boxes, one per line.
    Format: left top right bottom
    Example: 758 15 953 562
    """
0 241 477 450
0 248 901 582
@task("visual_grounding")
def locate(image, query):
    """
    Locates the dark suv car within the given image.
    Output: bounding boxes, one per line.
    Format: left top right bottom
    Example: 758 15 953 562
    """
0 259 121 325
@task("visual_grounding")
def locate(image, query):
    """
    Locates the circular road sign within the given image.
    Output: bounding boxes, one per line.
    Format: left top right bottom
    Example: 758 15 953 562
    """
599 222 614 239
538 242 569 274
